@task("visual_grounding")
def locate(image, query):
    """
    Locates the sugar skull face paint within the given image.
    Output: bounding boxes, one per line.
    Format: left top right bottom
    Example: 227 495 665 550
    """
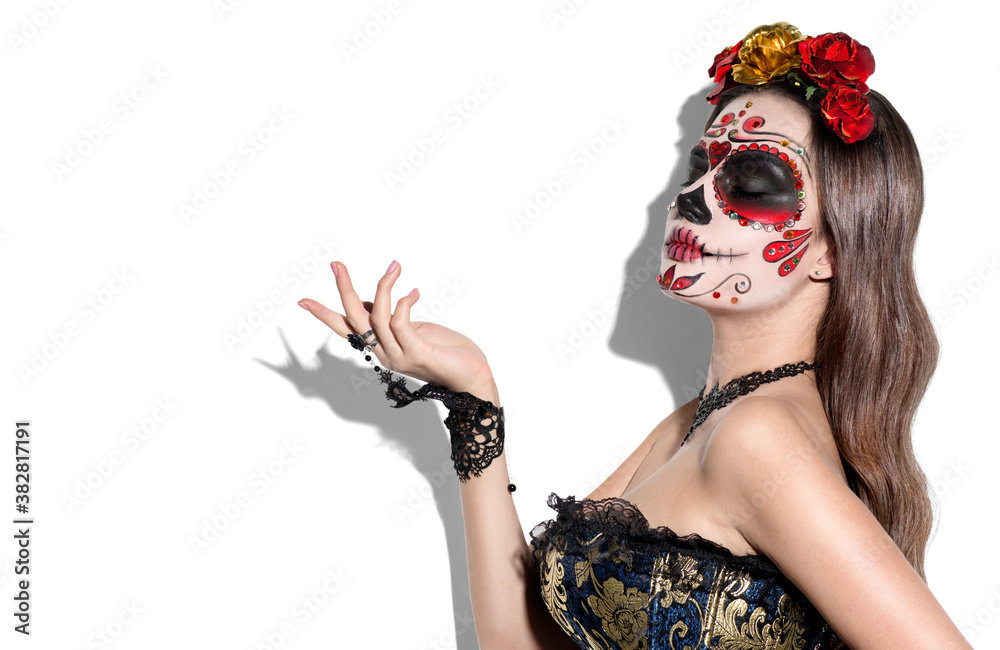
658 92 824 308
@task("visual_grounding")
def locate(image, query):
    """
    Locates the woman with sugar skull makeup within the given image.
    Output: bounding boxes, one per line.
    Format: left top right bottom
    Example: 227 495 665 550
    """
299 22 971 650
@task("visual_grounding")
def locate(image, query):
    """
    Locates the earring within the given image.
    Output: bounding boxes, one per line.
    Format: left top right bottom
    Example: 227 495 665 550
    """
814 270 822 276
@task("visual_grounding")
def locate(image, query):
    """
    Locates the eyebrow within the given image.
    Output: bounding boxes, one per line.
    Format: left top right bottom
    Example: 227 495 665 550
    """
704 123 814 181
768 132 812 180
740 128 813 180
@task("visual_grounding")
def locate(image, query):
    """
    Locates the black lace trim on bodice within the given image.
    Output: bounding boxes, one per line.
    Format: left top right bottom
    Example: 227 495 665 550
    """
530 493 783 575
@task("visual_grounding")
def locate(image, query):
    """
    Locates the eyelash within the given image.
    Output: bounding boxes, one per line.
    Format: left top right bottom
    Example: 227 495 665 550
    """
729 186 767 199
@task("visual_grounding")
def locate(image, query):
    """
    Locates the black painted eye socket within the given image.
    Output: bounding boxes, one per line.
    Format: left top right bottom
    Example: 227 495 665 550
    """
716 150 798 224
680 146 709 188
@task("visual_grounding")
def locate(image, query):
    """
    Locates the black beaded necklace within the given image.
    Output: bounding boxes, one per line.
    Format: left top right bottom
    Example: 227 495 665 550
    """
681 361 820 446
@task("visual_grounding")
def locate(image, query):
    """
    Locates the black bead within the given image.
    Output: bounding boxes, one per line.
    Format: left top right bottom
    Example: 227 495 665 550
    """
507 483 516 492
374 366 380 372
365 355 371 361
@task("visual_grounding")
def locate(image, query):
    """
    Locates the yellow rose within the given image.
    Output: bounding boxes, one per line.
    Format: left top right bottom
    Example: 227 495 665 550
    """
731 22 807 85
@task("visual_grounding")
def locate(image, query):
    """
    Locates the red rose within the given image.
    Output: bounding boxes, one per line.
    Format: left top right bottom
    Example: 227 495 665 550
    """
706 40 742 105
820 86 875 143
799 32 875 93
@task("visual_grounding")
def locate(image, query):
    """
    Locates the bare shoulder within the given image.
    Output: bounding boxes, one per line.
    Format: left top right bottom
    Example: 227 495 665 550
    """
700 392 854 559
701 394 970 648
701 392 845 493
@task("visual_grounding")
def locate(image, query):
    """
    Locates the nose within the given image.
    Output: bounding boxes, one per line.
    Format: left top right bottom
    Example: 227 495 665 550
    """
676 187 712 225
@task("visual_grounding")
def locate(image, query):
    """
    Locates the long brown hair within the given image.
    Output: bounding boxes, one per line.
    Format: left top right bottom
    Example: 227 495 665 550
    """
707 81 938 639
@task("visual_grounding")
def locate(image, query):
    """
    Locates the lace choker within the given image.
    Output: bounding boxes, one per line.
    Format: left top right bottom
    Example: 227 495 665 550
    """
681 361 819 446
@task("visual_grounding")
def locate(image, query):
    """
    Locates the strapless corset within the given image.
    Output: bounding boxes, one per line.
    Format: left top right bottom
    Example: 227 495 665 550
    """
530 493 832 649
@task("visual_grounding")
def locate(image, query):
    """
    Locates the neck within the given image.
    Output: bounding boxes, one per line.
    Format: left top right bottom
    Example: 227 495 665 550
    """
703 301 823 390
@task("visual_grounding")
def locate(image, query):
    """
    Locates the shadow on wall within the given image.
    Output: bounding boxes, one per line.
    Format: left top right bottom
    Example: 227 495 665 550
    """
609 85 715 407
259 331 478 649
259 85 716 649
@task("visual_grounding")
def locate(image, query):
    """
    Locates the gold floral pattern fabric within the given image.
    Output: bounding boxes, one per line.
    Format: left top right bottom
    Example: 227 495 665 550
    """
529 494 830 650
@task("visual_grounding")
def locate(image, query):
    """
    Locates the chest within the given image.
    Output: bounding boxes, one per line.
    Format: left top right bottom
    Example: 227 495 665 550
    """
618 422 759 557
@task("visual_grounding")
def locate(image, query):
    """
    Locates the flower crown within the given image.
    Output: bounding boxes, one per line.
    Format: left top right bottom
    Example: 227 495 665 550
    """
707 22 876 144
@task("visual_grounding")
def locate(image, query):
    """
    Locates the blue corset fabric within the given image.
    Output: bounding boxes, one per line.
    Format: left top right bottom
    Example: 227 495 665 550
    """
530 493 832 649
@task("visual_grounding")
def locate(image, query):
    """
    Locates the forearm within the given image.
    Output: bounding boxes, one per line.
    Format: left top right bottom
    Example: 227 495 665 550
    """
454 382 577 649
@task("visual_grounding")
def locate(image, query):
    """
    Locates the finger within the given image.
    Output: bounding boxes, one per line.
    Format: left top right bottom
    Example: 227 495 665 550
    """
299 298 352 337
333 261 399 363
370 260 404 356
332 262 382 339
390 288 422 352
330 261 368 318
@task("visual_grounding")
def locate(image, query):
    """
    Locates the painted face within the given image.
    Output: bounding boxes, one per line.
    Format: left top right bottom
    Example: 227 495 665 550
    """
657 92 820 308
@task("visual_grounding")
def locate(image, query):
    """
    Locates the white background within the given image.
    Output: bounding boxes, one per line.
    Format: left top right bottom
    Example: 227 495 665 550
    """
1 1 997 648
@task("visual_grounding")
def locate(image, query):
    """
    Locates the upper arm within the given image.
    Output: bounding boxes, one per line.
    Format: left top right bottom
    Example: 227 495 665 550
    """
704 397 971 650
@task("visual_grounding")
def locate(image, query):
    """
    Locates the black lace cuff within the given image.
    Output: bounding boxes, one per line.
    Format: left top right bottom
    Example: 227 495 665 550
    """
347 334 503 482
380 372 504 483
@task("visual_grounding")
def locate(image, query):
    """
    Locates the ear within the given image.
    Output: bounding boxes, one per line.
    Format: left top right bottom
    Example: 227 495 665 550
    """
810 236 836 279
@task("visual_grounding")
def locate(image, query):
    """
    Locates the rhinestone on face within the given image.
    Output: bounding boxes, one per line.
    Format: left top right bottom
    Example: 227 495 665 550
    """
751 222 761 230
797 191 805 200
795 147 804 155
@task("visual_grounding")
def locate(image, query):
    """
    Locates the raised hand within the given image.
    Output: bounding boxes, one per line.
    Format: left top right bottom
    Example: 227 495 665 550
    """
298 260 496 397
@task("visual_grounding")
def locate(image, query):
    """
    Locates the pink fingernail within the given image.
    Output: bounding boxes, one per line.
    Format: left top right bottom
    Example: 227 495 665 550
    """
386 260 398 274
331 261 339 277
409 288 418 296
298 300 311 312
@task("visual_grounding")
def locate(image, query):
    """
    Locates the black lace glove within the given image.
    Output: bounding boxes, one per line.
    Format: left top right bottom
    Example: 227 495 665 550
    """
348 333 505 483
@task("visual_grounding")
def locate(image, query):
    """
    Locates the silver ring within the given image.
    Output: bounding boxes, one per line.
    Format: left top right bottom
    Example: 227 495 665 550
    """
360 328 379 349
